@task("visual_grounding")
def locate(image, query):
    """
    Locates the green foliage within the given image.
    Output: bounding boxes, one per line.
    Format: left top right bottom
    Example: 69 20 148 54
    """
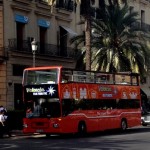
71 3 150 77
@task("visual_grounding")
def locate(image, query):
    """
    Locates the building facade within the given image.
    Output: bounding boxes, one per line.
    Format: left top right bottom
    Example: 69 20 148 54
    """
0 0 150 109
0 0 82 109
129 0 150 98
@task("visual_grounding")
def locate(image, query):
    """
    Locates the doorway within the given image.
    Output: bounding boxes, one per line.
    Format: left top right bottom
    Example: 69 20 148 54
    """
14 83 23 110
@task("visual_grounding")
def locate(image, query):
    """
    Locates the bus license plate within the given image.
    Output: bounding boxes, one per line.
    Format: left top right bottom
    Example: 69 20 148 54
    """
36 129 44 133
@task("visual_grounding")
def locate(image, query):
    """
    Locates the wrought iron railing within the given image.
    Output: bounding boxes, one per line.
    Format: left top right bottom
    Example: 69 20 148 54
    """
8 38 77 58
39 0 74 11
131 22 150 31
55 0 74 11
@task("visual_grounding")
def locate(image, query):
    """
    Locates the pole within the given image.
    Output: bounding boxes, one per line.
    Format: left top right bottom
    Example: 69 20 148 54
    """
33 51 35 67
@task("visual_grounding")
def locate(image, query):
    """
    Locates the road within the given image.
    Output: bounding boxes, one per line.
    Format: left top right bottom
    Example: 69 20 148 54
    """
0 126 150 150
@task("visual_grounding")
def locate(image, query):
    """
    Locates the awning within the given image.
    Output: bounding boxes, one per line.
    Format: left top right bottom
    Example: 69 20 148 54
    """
60 26 77 37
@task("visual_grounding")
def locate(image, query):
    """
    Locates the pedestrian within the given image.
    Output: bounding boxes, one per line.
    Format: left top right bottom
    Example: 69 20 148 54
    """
0 109 11 138
0 110 6 138
0 106 7 116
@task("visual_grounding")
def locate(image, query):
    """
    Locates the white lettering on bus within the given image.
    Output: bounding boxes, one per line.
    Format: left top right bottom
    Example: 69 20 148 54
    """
26 87 45 93
99 86 112 92
33 92 47 95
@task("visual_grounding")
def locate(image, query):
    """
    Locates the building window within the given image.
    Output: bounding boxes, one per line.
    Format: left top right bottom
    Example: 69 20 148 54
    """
13 64 28 76
16 22 25 50
99 0 105 9
80 0 87 15
39 26 47 54
56 0 73 11
129 6 134 14
141 10 145 28
141 77 147 84
59 26 67 57
14 83 23 110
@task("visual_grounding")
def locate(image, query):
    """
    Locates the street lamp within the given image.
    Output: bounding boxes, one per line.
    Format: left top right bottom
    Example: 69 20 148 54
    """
31 38 37 67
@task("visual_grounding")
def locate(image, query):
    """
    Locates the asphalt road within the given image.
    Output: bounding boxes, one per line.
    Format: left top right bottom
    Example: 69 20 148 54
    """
0 126 150 150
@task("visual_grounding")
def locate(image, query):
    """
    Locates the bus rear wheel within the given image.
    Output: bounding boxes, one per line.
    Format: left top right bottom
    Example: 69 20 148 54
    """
121 119 127 131
78 122 87 137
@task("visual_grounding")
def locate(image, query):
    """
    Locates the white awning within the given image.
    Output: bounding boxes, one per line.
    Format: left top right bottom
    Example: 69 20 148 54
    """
60 26 77 37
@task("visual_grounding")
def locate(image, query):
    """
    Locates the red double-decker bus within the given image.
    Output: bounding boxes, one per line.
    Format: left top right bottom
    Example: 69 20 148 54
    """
22 66 141 136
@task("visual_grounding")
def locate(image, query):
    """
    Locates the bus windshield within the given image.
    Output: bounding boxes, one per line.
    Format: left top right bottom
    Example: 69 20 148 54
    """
23 69 58 85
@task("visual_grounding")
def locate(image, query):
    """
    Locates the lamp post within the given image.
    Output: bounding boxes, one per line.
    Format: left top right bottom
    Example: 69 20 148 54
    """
31 38 37 67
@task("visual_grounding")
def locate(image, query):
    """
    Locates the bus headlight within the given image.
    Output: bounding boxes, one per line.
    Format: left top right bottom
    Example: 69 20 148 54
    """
53 123 59 128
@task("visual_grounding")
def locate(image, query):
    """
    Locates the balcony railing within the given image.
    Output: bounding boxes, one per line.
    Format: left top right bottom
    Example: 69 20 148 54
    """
131 22 150 31
8 38 77 58
38 0 74 11
55 0 74 11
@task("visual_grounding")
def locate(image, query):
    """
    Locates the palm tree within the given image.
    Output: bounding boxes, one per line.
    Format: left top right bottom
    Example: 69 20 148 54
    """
91 4 150 76
81 0 92 71
71 3 150 77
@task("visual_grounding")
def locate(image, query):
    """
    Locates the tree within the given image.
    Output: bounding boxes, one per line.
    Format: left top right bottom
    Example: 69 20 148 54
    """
91 4 150 77
82 0 92 71
71 3 150 77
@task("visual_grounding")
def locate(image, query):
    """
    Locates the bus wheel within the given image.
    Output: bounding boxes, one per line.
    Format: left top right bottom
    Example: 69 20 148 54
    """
78 122 87 136
121 119 127 131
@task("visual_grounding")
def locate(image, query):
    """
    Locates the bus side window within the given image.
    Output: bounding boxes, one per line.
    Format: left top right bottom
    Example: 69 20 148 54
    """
61 70 72 83
62 75 68 83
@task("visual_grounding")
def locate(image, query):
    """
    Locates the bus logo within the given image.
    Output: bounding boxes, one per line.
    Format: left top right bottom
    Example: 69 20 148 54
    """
47 86 56 96
25 86 56 96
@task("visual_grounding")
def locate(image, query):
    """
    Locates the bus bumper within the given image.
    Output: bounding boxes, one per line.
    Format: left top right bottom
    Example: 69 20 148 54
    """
23 118 62 134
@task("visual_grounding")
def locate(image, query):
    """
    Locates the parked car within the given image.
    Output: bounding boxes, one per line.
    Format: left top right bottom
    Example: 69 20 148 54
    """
141 89 150 126
141 113 150 126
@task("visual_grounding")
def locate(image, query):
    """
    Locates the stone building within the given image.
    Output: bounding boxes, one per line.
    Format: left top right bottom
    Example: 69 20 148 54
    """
0 0 81 109
0 0 150 109
129 0 150 98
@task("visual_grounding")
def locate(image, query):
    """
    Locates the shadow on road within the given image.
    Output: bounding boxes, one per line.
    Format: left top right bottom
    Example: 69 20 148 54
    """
26 126 150 140
1 126 150 150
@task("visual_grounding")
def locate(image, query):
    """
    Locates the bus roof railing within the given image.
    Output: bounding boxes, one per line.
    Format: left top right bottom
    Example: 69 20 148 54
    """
61 68 139 85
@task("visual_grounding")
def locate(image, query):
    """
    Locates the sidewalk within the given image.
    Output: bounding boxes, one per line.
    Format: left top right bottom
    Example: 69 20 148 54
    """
11 130 32 136
2 130 39 138
11 130 24 136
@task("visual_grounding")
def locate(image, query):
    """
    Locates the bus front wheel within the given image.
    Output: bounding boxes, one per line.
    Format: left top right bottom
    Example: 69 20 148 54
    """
78 121 87 136
121 119 127 131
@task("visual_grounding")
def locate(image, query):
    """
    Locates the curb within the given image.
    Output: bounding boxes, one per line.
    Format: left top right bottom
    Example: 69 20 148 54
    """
11 130 32 136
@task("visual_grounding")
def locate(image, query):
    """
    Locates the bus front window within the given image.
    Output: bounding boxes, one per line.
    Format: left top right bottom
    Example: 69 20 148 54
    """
24 69 58 85
26 98 61 118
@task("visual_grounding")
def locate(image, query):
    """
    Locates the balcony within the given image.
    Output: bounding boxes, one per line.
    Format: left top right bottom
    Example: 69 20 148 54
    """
55 0 74 11
8 38 77 58
12 0 32 5
140 0 150 4
131 22 150 31
38 0 74 11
